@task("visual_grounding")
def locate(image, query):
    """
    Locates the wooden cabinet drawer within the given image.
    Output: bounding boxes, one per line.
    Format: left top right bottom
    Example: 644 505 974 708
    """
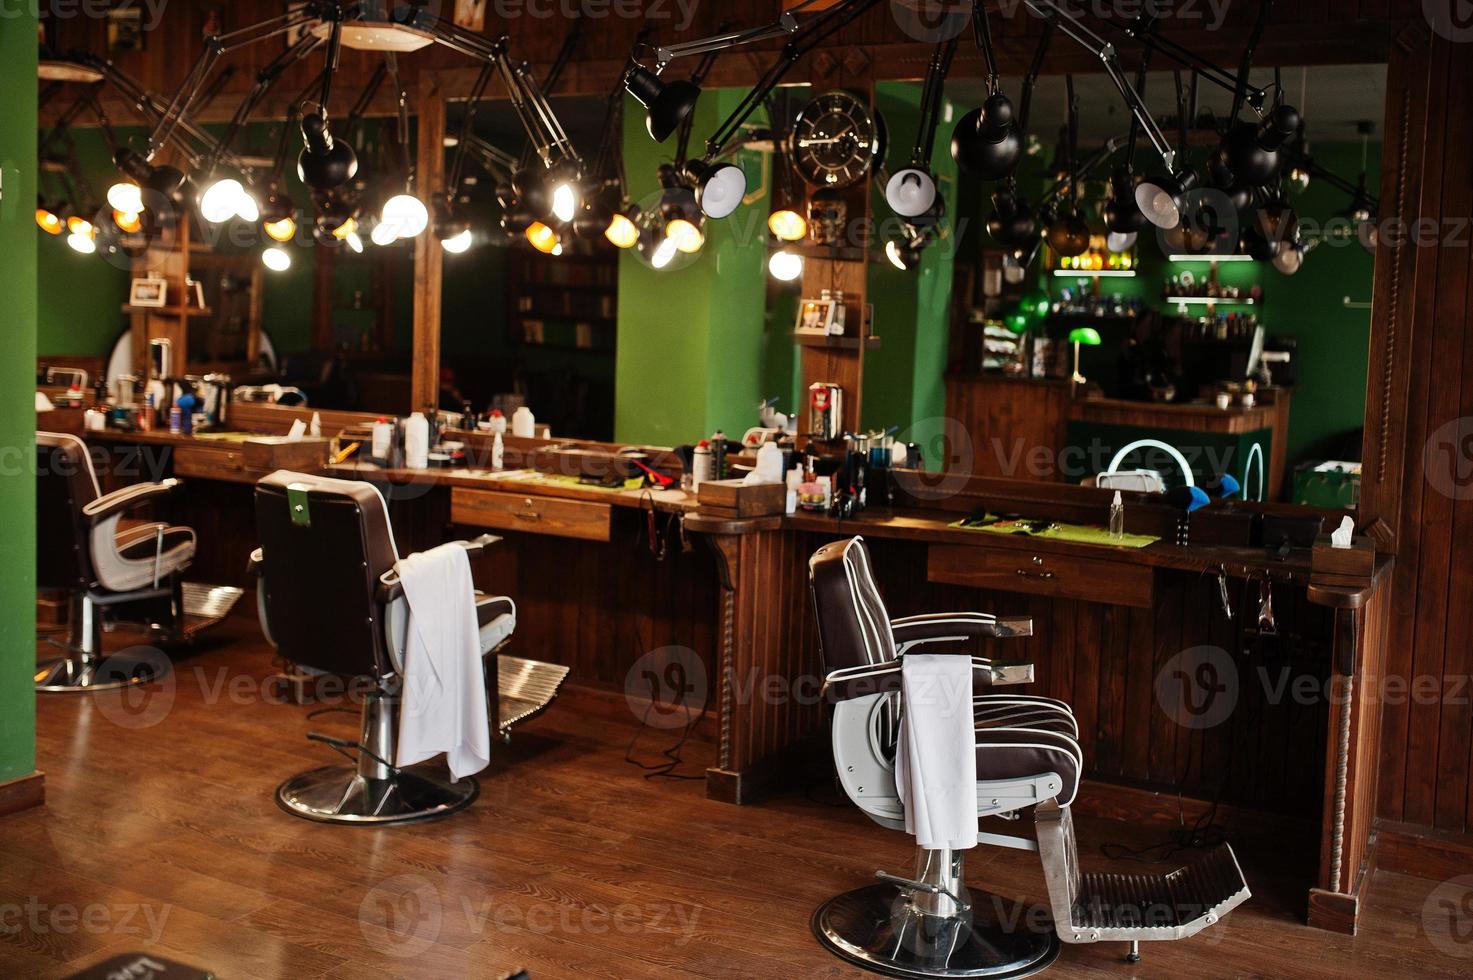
927 543 1153 608
172 446 247 481
451 487 611 542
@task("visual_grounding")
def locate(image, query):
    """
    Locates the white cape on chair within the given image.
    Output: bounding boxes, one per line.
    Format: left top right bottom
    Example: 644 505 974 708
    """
394 542 491 780
895 654 977 850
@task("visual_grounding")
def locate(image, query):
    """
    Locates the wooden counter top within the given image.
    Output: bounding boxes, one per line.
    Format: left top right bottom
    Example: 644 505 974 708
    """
325 462 696 513
1070 395 1281 433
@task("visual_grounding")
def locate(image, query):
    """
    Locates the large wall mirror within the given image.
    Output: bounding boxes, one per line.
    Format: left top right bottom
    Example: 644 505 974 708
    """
941 63 1384 513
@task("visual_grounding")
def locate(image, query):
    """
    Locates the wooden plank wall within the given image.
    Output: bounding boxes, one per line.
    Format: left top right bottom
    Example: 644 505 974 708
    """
1370 28 1473 837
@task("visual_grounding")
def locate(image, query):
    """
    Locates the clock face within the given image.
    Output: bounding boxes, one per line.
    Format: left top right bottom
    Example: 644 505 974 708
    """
789 91 878 190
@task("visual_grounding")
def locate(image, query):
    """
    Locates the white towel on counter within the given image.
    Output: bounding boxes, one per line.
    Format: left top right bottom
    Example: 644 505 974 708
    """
394 542 490 781
894 654 977 850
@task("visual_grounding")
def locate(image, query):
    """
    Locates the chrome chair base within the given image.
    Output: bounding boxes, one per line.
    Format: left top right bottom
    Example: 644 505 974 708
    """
34 650 171 693
813 884 1060 979
275 764 479 825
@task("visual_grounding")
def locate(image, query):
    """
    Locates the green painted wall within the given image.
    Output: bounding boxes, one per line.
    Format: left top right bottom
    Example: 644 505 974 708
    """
863 83 961 459
2 11 39 784
36 127 133 358
614 90 769 445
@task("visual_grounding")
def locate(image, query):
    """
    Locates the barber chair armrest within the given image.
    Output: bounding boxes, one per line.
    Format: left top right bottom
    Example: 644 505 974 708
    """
81 479 184 524
890 612 1033 648
247 547 264 578
375 535 502 604
823 657 1035 702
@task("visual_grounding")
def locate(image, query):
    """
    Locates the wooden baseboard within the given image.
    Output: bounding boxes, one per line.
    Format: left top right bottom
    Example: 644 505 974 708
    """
1307 832 1378 935
1375 819 1473 881
0 771 45 818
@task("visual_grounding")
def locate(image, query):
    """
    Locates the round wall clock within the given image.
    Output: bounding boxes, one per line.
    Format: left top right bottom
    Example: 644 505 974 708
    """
788 90 880 190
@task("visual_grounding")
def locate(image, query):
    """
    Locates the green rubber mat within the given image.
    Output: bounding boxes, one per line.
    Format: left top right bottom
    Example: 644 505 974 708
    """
949 517 1159 549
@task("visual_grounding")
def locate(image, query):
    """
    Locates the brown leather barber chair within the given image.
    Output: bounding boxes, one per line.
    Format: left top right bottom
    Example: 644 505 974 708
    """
251 471 568 825
809 537 1249 978
35 431 197 691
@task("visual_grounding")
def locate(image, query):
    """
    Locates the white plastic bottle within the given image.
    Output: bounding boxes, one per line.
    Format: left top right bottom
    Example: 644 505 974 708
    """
488 409 507 435
692 440 713 489
371 417 392 461
405 412 430 469
492 431 504 471
512 405 535 438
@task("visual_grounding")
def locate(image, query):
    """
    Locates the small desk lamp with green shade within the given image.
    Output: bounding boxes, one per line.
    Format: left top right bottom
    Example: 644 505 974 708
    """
1068 326 1101 384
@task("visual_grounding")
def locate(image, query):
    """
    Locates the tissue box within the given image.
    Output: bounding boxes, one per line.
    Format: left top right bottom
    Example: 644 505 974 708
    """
698 478 786 517
1311 533 1375 581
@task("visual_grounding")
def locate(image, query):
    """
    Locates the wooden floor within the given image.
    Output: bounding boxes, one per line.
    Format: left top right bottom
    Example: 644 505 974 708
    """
4 607 1469 979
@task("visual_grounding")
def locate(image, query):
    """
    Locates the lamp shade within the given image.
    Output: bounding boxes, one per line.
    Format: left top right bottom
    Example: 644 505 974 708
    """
885 168 937 218
694 162 746 219
1068 327 1102 346
986 190 1036 249
625 67 700 144
1134 169 1198 230
297 113 358 191
950 93 1020 180
1045 209 1090 257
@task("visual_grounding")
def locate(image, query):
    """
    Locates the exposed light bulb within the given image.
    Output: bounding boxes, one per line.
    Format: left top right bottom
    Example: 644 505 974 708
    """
605 212 638 249
441 228 473 253
107 181 144 214
345 231 364 254
67 215 93 236
200 178 245 224
551 242 564 256
113 210 143 234
67 231 96 254
1106 231 1137 253
651 235 678 269
667 218 703 254
551 182 578 223
767 209 807 242
36 208 63 235
236 189 260 223
525 221 559 254
264 216 297 242
371 221 399 246
381 193 429 238
885 240 908 270
262 246 292 271
768 248 803 282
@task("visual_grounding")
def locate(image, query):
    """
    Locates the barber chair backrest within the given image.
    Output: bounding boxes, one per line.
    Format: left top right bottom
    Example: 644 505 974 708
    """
36 431 100 591
809 537 896 671
254 471 399 678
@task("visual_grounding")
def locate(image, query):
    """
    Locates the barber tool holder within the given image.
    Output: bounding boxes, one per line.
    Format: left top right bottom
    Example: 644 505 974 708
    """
1310 533 1376 588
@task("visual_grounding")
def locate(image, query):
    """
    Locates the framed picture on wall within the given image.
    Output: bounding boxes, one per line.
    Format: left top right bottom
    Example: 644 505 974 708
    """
453 0 487 30
106 8 144 52
795 297 835 337
129 277 168 308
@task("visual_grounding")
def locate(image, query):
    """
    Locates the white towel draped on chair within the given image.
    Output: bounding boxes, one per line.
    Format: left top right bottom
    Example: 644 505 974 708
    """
394 542 491 781
895 654 978 850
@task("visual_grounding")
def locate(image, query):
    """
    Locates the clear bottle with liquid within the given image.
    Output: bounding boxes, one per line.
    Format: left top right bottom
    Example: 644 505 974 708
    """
1109 490 1125 541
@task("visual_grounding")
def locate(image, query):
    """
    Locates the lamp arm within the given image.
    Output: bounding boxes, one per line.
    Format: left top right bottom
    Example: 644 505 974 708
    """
1119 15 1266 112
384 52 413 183
1024 0 1174 170
78 53 246 172
910 35 959 168
543 17 584 91
205 32 325 179
652 2 823 70
702 0 883 160
445 62 498 204
1229 0 1273 122
674 30 729 165
1018 14 1054 139
970 0 999 93
465 135 520 182
1039 136 1125 207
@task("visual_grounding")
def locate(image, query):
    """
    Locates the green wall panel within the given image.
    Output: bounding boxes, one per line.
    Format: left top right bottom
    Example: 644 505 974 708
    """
2 9 39 784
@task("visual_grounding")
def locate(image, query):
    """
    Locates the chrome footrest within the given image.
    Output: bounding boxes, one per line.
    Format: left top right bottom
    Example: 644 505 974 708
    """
497 654 569 734
1036 801 1251 945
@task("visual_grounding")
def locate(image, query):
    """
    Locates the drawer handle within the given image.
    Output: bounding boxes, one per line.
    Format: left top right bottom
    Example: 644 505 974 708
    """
1016 569 1056 580
514 509 541 522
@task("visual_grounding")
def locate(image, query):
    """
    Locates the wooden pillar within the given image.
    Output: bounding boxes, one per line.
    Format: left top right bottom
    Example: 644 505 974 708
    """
411 71 445 415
